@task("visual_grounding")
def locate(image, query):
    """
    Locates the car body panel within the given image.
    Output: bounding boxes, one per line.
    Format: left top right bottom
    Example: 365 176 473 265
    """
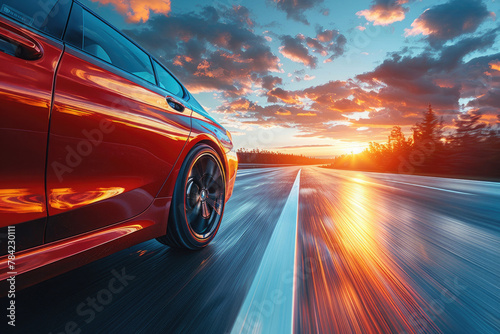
45 47 192 242
0 16 63 252
0 197 170 293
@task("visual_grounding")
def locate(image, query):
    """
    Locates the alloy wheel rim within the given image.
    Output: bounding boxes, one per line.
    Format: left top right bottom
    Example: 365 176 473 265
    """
185 153 225 239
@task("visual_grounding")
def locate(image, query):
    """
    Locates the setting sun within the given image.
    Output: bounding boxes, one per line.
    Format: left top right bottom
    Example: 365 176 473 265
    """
348 146 366 155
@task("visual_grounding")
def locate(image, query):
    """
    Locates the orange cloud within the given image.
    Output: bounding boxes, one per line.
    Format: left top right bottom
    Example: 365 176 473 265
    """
356 1 408 26
229 98 252 111
267 88 302 104
220 52 253 64
404 0 492 41
172 56 182 66
279 46 316 68
91 0 171 23
404 13 435 37
433 78 455 88
490 60 500 72
276 110 292 116
194 60 225 78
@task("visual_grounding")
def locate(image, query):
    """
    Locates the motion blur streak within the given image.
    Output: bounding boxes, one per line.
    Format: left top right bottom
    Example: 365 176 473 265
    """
296 168 437 333
5 167 499 333
296 167 499 334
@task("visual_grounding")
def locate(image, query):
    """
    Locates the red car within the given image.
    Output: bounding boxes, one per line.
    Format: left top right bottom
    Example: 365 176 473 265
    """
0 0 237 291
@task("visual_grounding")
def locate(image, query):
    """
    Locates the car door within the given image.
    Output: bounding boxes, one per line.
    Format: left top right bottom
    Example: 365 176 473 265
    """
45 3 192 242
0 0 70 254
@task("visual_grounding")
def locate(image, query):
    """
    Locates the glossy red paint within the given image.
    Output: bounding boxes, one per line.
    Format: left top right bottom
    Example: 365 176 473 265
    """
0 3 237 291
45 47 192 242
0 17 63 252
0 197 170 293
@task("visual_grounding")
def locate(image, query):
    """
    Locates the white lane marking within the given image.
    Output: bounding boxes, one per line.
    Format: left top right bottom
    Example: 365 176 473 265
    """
231 170 301 334
386 179 473 195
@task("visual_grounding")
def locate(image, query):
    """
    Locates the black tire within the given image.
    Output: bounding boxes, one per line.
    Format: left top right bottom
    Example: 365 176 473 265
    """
157 144 226 250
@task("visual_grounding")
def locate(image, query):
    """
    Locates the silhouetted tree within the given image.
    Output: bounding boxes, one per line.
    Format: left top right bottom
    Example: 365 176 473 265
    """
412 104 443 144
445 110 499 176
325 106 500 179
449 110 487 147
409 105 444 172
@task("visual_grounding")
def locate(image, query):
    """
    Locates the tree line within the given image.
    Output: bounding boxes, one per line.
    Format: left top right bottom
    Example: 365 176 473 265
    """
328 106 500 179
237 148 335 165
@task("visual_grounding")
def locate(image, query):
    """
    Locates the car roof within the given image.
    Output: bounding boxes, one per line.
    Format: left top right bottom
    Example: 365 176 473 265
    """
73 0 191 101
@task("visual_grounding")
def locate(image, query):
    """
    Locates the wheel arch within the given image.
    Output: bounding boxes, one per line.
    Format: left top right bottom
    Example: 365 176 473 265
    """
197 139 227 176
156 133 228 199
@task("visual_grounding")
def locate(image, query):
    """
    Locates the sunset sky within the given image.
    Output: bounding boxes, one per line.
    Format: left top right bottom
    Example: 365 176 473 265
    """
81 0 499 157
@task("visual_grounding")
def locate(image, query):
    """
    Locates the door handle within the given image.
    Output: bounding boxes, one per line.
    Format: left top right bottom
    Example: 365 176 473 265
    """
166 96 185 112
0 22 43 60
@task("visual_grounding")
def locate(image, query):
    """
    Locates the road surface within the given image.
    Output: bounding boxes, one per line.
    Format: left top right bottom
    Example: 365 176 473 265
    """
2 167 499 333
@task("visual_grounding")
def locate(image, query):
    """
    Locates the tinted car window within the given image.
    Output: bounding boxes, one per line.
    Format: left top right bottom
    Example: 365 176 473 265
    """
64 4 156 84
64 2 82 48
0 0 71 39
153 60 184 97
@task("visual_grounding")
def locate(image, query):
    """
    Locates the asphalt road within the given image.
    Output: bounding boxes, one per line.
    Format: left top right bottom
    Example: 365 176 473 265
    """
3 167 499 333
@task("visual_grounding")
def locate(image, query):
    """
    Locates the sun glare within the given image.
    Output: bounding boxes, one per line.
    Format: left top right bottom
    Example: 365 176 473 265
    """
348 146 365 154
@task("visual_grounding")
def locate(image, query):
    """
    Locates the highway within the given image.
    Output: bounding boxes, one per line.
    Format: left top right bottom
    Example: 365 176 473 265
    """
3 166 500 333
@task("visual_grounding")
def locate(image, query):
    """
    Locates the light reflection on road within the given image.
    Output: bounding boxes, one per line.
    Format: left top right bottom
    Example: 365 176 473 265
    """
296 168 498 334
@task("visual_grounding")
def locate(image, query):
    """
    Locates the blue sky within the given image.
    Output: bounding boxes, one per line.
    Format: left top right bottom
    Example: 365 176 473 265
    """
81 0 500 157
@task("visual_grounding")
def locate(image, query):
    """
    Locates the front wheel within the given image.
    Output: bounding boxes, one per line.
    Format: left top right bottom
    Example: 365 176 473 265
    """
157 144 226 250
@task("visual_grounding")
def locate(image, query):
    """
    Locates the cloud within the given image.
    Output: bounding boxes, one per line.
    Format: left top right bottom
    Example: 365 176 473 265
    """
91 0 171 23
404 0 494 44
260 75 283 90
218 80 378 140
316 29 335 42
270 0 324 24
279 35 317 68
267 87 302 104
490 60 500 72
279 29 347 68
356 29 499 123
307 28 347 61
468 89 500 112
438 30 498 70
220 98 254 113
219 27 499 142
456 53 500 116
124 5 280 97
357 0 411 26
